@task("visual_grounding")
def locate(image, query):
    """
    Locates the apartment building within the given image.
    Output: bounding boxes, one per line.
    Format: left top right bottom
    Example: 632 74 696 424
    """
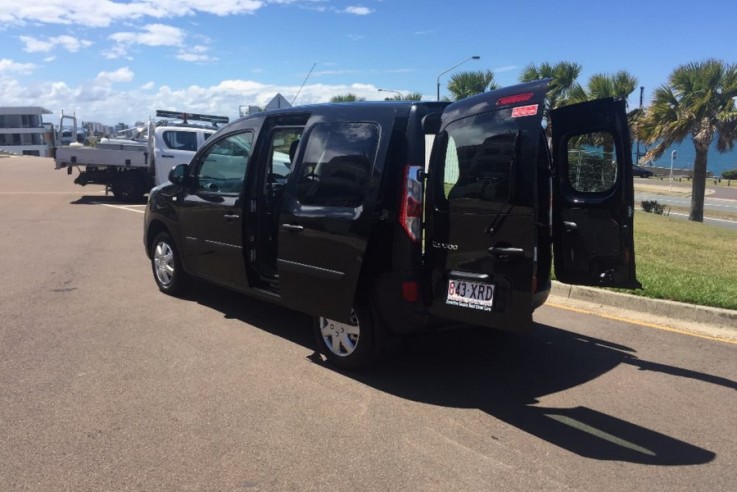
0 106 53 157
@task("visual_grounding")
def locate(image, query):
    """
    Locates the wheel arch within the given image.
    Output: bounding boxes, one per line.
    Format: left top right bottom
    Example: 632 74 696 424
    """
146 219 170 258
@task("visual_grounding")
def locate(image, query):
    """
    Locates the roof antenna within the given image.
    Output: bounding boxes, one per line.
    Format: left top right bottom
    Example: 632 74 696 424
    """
292 62 317 106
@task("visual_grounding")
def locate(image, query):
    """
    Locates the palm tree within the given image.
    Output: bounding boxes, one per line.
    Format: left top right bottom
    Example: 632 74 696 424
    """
330 93 366 103
446 70 497 101
569 70 638 103
383 92 423 101
519 61 582 136
639 59 737 222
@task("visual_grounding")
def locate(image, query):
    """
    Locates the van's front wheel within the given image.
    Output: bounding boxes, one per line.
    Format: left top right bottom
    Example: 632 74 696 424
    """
314 304 376 369
151 232 190 296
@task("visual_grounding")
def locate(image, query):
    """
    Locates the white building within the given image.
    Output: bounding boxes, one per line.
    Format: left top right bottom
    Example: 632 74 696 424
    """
0 106 53 157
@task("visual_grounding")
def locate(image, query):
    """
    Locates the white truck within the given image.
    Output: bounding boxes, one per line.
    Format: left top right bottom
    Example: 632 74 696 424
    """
53 110 228 202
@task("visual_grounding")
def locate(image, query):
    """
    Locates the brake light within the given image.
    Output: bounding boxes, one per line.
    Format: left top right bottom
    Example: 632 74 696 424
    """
402 281 419 302
399 165 423 243
497 92 534 106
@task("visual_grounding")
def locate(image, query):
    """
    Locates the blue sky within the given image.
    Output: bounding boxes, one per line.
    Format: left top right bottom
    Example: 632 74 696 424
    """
1 0 736 127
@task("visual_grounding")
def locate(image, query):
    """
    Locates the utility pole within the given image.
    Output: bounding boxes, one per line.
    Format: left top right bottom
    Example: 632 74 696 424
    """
636 86 644 164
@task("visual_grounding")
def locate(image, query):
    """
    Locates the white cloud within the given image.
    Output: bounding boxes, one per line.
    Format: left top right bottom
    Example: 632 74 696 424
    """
0 0 265 28
110 23 185 47
176 44 217 63
95 67 135 84
0 58 36 74
20 35 92 53
0 73 399 126
107 23 185 58
344 6 373 15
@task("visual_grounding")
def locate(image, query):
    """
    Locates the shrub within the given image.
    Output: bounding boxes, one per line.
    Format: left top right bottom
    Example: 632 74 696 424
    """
641 200 667 215
722 169 737 179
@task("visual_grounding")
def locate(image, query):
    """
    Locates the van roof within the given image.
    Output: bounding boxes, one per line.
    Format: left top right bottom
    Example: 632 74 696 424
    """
234 100 450 123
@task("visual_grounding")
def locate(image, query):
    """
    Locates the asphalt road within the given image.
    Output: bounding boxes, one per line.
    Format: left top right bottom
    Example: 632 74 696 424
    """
635 179 737 229
2 157 736 491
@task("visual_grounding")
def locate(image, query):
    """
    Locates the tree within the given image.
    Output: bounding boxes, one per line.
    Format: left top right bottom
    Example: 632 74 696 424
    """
569 70 639 150
447 70 497 101
519 61 582 135
330 93 365 103
639 59 737 222
383 92 423 101
569 70 638 103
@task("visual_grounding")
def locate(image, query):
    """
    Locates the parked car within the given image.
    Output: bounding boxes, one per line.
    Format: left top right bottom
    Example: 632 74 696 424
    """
144 79 640 368
633 164 654 178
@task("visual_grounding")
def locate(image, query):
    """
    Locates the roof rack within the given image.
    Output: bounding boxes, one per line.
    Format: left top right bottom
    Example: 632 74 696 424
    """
155 110 229 126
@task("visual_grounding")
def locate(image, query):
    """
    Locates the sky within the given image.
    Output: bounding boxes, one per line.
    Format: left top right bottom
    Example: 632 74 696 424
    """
1 0 736 129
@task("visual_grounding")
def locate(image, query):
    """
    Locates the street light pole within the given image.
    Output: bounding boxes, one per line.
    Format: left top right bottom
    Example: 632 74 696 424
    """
636 86 644 164
436 56 481 101
378 88 403 99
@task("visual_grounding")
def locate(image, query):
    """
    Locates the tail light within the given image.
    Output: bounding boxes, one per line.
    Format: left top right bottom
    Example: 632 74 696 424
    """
402 281 419 302
399 165 423 243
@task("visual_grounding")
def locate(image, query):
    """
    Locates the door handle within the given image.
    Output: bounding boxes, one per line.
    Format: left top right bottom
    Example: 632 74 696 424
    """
224 213 240 220
281 224 304 232
488 246 525 257
563 221 578 232
161 154 174 158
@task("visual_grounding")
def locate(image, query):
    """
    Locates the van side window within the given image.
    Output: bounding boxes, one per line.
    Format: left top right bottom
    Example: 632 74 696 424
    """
440 116 517 203
163 130 198 151
565 131 618 193
194 131 253 195
296 122 378 208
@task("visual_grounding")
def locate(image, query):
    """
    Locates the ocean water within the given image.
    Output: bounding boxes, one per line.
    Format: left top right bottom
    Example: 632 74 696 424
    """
633 138 737 176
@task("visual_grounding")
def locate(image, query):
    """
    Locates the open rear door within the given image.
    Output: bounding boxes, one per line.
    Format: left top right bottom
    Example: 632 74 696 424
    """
550 98 641 288
424 80 550 331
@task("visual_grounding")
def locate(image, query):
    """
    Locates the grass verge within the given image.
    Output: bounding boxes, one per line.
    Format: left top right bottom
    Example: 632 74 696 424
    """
631 211 737 310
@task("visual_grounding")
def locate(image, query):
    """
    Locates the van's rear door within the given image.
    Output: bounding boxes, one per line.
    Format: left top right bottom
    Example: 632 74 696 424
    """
424 80 550 331
550 98 640 288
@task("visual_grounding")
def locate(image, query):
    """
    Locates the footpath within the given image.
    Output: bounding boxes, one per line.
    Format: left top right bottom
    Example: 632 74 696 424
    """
546 179 737 342
548 282 737 342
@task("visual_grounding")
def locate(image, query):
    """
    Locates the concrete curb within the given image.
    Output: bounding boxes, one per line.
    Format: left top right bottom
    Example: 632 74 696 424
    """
551 281 737 330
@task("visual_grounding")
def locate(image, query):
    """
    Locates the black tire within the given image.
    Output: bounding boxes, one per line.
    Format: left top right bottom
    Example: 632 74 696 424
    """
313 301 377 369
112 172 145 203
150 232 190 296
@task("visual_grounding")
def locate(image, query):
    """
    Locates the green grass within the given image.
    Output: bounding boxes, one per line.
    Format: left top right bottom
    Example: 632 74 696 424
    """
631 211 737 310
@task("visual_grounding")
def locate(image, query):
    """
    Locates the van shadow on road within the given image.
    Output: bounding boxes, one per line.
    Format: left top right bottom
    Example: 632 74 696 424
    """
189 282 723 466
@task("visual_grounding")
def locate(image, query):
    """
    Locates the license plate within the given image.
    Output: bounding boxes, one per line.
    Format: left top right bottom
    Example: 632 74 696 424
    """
446 279 494 311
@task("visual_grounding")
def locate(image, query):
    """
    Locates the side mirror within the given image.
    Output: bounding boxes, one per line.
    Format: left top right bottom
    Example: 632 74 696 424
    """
168 163 189 186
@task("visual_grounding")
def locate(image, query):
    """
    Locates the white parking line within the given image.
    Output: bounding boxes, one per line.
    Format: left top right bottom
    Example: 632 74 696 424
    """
667 211 737 224
0 191 106 195
91 202 146 214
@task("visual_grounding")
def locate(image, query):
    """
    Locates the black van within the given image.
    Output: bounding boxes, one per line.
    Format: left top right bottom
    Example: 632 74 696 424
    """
144 79 640 368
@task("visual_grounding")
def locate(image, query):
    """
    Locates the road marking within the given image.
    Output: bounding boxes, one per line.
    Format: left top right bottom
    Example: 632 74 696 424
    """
667 211 737 224
0 191 106 195
546 302 737 346
544 414 656 456
91 201 145 214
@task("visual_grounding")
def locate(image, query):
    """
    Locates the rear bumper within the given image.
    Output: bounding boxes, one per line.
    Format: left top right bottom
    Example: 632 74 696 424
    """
372 274 549 335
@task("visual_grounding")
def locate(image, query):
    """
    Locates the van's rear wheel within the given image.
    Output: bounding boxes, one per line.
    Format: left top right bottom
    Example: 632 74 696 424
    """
314 303 376 369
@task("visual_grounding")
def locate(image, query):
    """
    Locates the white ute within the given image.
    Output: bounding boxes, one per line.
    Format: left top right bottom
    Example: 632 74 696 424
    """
53 110 228 202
